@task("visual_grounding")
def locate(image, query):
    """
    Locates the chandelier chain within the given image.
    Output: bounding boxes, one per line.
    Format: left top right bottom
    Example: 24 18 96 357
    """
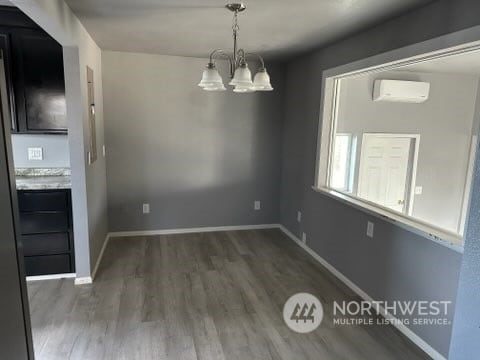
232 11 240 34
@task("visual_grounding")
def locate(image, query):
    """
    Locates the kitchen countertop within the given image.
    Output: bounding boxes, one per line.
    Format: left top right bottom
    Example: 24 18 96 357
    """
16 175 71 190
15 168 71 190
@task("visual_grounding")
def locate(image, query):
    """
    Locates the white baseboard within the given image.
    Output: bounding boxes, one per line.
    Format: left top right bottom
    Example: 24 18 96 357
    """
74 233 111 285
91 233 111 281
278 225 445 360
74 276 93 285
108 224 280 238
26 273 76 282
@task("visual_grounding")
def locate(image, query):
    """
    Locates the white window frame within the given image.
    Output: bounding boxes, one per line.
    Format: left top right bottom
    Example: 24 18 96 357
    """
330 133 355 193
314 35 480 252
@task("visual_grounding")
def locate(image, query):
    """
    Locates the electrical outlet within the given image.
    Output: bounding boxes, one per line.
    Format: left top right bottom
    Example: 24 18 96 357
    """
415 186 423 195
28 147 43 161
142 203 150 214
254 201 261 210
366 221 374 238
302 232 307 244
297 211 302 222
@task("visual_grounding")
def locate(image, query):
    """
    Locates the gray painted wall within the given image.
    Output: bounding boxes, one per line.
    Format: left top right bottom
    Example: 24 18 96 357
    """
102 51 284 232
11 134 70 168
280 0 480 356
336 71 479 233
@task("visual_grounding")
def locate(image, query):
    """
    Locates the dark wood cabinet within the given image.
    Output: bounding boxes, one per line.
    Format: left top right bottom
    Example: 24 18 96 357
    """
0 7 67 134
17 189 75 276
12 29 67 133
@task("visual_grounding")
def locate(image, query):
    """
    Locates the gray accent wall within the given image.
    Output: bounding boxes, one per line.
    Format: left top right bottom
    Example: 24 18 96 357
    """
280 0 480 357
102 51 285 232
11 134 70 168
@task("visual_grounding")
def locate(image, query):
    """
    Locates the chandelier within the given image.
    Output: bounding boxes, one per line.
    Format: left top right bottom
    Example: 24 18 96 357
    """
198 3 273 93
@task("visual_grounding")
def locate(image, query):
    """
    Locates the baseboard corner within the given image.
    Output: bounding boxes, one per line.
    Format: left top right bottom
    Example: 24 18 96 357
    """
91 233 111 281
74 276 93 285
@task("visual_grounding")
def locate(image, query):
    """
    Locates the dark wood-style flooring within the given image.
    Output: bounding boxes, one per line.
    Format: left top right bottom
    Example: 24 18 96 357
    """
27 229 429 359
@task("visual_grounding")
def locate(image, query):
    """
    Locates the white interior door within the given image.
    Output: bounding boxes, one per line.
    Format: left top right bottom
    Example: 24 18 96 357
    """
357 134 412 213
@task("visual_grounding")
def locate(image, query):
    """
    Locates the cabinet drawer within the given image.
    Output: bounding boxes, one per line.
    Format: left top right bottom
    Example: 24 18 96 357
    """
20 211 69 234
22 232 70 256
24 254 72 276
18 190 68 212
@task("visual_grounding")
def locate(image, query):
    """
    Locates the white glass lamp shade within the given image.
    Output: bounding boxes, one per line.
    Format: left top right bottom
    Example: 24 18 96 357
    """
233 85 256 93
204 83 226 91
229 63 254 88
198 64 225 91
253 68 273 91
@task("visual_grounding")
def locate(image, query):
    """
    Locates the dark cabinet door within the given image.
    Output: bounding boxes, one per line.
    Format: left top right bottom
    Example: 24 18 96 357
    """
12 29 67 133
0 31 16 132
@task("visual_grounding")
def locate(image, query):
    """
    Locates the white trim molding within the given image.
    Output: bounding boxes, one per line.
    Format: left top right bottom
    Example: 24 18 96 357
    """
278 225 446 360
74 276 93 285
108 224 280 238
312 187 463 253
26 273 76 282
91 233 111 281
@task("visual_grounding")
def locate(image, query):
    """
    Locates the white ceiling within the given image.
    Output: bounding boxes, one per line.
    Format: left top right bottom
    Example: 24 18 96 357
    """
64 0 431 60
399 50 480 76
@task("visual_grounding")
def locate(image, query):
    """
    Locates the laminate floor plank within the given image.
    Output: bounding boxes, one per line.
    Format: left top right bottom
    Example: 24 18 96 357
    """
27 229 430 360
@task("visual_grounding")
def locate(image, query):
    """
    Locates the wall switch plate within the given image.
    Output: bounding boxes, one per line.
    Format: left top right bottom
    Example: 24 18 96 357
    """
102 145 106 157
142 203 150 214
366 221 374 238
414 186 423 195
297 211 302 222
254 201 261 210
28 147 43 160
302 232 307 244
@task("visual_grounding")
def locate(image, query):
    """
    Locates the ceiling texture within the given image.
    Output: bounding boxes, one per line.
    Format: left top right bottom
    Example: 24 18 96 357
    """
64 0 431 60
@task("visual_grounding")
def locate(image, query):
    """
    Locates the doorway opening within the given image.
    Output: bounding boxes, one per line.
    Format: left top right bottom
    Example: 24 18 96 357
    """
0 3 95 358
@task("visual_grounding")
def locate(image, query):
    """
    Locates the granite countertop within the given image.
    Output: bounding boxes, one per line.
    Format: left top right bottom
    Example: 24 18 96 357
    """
15 168 71 190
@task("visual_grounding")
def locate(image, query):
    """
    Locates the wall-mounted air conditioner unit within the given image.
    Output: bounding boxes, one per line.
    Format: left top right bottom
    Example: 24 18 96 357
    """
373 79 430 103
